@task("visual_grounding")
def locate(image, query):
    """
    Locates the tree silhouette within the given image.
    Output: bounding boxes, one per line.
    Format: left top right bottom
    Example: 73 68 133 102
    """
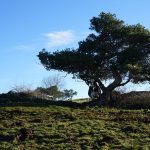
38 12 150 103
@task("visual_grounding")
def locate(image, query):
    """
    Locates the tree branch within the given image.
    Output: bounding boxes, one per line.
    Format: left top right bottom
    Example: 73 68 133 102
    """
96 78 106 91
107 73 122 90
119 77 131 86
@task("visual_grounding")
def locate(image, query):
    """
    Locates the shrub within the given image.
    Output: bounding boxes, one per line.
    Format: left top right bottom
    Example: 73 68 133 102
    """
112 91 150 109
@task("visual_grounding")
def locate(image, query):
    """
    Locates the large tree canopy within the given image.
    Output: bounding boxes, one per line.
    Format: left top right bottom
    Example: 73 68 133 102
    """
38 12 150 102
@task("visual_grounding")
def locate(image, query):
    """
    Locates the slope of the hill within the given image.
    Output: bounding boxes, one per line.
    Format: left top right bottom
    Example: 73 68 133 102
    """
0 105 149 150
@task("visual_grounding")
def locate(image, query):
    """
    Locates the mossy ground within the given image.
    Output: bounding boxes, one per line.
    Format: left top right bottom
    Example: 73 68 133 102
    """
0 105 150 150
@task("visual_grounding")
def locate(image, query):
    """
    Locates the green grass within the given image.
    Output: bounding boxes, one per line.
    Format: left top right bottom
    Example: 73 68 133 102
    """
0 103 150 150
72 98 90 103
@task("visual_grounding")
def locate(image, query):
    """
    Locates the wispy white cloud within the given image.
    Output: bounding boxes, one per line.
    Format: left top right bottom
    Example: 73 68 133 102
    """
43 30 76 48
7 30 89 53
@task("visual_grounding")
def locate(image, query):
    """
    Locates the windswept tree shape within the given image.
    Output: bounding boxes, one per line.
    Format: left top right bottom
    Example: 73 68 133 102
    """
38 12 150 103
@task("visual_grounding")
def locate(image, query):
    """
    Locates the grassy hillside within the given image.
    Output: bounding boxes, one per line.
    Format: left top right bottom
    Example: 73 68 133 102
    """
0 103 150 149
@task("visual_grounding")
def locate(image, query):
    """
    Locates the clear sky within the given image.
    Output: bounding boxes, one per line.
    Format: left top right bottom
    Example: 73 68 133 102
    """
0 0 150 98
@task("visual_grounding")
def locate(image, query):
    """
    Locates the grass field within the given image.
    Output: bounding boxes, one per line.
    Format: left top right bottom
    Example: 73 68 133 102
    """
0 101 150 150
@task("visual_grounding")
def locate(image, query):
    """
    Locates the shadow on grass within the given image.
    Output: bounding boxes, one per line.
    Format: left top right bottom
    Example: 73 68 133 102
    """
1 91 150 109
0 98 88 108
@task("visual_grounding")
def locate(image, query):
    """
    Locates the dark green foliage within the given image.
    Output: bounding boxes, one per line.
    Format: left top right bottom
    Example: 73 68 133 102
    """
112 91 150 109
38 12 150 102
35 86 64 100
0 87 77 102
63 89 77 100
35 86 77 100
0 91 34 101
1 91 150 109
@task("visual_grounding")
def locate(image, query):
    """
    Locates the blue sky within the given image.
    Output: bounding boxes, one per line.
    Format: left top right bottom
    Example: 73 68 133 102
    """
0 0 150 98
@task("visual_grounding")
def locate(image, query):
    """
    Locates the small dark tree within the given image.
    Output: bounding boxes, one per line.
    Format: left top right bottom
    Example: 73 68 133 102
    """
63 89 77 100
38 12 150 103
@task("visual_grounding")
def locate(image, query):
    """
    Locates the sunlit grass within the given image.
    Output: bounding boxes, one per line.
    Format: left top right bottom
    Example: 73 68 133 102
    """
0 105 149 149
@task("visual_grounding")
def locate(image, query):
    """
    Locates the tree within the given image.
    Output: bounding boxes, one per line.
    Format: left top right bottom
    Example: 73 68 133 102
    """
41 74 65 90
38 12 150 103
34 86 77 100
47 85 63 100
34 86 64 100
63 89 77 100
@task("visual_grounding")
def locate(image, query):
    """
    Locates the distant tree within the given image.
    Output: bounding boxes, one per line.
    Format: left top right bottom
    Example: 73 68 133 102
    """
34 74 65 100
47 86 63 100
38 12 150 103
34 86 77 100
41 74 65 90
34 86 63 100
63 89 77 100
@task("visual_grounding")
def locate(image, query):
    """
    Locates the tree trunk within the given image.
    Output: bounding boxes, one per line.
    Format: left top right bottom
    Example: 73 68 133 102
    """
87 73 123 105
100 90 116 105
97 73 122 105
100 88 113 105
